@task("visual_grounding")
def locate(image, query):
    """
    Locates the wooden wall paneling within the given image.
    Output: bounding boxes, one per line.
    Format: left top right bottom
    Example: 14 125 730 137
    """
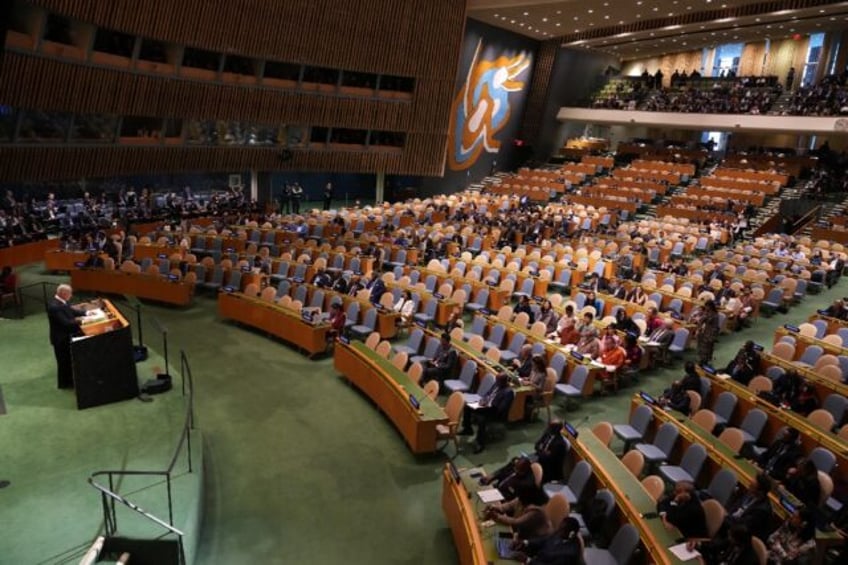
0 53 415 131
33 0 466 77
0 145 412 181
520 39 557 148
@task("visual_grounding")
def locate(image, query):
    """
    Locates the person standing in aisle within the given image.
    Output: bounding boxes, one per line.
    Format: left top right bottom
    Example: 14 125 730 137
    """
323 182 334 211
291 182 303 214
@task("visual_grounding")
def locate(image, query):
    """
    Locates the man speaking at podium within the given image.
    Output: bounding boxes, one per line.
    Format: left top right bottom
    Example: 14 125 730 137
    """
47 284 86 389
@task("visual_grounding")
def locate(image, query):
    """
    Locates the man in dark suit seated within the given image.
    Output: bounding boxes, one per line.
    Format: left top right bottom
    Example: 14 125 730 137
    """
479 455 545 506
311 267 332 288
459 372 515 453
533 421 571 482
366 272 386 305
47 284 87 389
657 481 708 539
423 332 458 384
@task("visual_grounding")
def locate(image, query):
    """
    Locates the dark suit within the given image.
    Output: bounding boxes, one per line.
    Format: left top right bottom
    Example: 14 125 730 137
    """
462 384 515 448
423 344 458 382
47 297 85 388
535 429 570 482
368 278 386 305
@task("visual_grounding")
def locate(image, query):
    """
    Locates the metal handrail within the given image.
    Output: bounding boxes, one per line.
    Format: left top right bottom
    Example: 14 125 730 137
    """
86 348 196 563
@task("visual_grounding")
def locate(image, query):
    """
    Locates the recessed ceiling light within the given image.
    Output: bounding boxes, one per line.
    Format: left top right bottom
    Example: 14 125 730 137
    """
542 17 548 22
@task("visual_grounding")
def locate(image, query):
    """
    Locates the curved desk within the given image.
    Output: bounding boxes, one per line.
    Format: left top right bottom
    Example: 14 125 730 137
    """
334 341 447 454
70 268 194 306
217 291 329 357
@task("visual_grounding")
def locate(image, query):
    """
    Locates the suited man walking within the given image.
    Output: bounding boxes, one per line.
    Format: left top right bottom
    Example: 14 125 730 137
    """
47 284 86 389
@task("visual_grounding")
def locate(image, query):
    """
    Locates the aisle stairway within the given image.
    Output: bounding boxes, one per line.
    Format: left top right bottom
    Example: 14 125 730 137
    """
767 89 795 115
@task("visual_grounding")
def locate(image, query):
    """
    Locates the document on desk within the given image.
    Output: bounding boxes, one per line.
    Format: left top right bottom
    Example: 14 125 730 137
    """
477 488 505 504
668 542 700 562
462 393 481 405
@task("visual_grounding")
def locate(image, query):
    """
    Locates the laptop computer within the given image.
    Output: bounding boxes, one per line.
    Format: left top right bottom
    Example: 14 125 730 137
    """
496 533 518 559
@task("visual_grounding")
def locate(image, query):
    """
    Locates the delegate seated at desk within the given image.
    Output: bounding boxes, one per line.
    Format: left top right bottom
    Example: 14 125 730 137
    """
423 333 458 385
756 428 803 483
479 455 547 505
657 481 708 539
459 372 514 454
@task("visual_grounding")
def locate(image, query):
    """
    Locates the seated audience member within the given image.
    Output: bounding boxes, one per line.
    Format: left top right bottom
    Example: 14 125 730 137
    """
790 382 819 416
393 290 415 325
584 289 603 315
784 459 822 509
767 508 816 565
734 288 754 328
512 344 534 379
606 276 628 300
614 309 639 335
644 306 664 335
657 481 708 539
311 267 333 288
770 370 802 406
533 421 570 482
824 299 848 320
511 516 583 565
537 299 559 336
522 355 548 397
644 318 675 366
621 332 643 377
459 372 515 453
598 335 626 391
555 304 576 334
689 524 757 565
722 473 774 542
599 323 621 353
658 361 701 414
626 285 648 306
326 302 346 341
515 295 536 324
484 502 552 542
479 456 546 504
347 275 365 296
723 340 761 386
576 326 600 358
422 332 458 384
366 272 386 305
330 274 348 294
757 428 802 482
0 266 17 294
558 317 580 346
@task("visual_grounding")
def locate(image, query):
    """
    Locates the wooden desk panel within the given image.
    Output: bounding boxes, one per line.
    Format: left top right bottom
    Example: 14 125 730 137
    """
218 291 328 357
698 370 848 483
71 269 193 306
0 238 59 267
441 468 491 565
631 396 842 563
334 341 447 454
573 429 684 565
44 250 89 272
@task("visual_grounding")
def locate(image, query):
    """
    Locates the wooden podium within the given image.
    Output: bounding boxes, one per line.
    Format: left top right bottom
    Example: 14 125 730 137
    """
71 299 139 410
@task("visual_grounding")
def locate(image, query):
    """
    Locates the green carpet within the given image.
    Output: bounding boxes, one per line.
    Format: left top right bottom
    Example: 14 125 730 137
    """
2 262 846 565
0 288 193 564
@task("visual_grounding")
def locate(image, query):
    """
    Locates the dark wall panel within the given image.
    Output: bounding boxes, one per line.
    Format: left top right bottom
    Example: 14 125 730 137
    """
0 146 407 182
420 18 538 195
534 47 620 161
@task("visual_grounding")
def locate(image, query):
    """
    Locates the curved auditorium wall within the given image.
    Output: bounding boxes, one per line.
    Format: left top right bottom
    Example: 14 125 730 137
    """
0 0 467 181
